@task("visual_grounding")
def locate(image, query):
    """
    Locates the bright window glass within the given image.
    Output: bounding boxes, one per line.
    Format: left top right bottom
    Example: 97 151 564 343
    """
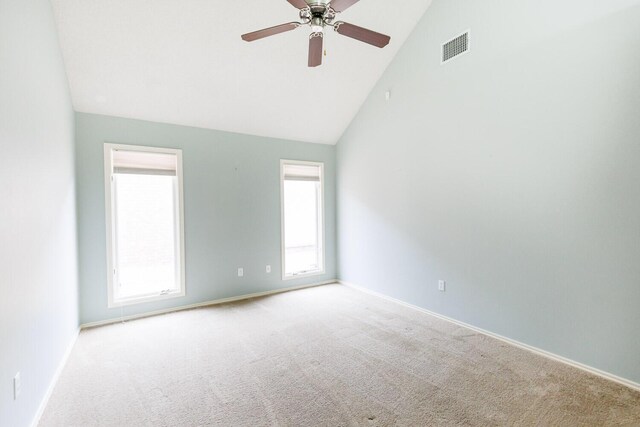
282 161 324 278
105 145 185 306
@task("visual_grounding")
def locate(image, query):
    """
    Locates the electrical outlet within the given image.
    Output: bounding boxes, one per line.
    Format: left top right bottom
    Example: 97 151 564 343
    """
438 280 446 292
266 265 271 273
237 268 244 277
13 372 21 400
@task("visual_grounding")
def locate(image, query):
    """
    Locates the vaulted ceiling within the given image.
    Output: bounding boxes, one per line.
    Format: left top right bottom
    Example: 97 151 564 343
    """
52 0 433 144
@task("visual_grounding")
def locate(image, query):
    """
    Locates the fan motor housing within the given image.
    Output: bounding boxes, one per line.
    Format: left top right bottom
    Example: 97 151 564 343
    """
307 0 331 15
305 0 331 6
300 1 335 26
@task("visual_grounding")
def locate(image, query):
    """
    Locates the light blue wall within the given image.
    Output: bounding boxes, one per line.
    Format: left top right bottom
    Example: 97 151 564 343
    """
0 0 79 425
337 0 640 384
76 113 336 325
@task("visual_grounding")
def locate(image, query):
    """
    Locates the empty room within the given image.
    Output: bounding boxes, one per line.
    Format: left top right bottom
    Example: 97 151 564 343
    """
2 0 640 425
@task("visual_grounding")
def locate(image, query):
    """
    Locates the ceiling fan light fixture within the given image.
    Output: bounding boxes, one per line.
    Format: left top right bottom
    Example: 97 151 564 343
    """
241 0 390 67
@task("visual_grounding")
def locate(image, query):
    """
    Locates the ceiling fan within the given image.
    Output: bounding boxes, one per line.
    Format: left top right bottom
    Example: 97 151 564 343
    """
241 0 391 67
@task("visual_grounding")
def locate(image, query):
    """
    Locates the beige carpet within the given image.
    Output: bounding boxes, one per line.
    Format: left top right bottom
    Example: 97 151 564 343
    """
40 284 640 426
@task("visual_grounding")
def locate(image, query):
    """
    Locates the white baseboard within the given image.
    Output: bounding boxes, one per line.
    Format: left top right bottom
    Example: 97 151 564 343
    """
81 280 337 329
31 327 80 427
340 280 640 392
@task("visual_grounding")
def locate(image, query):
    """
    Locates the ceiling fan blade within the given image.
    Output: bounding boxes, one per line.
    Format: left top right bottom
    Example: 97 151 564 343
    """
241 22 300 42
330 0 360 13
334 22 390 48
287 0 309 9
308 33 324 67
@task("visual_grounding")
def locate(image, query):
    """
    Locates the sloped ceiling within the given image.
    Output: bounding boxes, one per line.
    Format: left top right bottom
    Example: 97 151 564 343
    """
52 0 433 144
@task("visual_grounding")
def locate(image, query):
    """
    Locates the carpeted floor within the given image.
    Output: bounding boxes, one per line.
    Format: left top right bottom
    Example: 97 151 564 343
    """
40 284 640 426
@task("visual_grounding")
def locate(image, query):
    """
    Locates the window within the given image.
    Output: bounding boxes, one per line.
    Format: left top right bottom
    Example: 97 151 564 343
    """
281 160 325 279
104 144 185 307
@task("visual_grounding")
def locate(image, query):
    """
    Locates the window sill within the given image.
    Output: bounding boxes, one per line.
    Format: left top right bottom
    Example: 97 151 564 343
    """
108 290 185 308
282 269 325 281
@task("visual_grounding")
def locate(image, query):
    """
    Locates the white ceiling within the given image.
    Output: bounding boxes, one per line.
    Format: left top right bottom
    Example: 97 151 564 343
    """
51 0 433 144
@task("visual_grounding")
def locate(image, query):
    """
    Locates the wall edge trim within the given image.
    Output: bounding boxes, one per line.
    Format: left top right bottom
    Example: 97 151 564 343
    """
31 327 81 427
81 280 337 329
340 280 640 392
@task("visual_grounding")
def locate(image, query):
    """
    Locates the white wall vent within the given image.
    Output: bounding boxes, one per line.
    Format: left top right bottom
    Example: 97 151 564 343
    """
442 31 470 63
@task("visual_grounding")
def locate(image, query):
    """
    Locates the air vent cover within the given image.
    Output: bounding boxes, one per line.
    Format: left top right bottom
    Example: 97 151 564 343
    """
442 31 469 63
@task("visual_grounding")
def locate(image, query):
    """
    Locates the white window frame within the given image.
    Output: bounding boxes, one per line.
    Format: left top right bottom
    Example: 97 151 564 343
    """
104 143 186 308
280 159 325 281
